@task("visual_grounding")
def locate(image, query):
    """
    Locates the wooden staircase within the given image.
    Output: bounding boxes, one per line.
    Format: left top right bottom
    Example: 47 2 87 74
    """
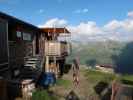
20 55 44 80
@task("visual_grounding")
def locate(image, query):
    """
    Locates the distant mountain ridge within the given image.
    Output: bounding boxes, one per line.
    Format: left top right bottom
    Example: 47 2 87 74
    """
67 40 127 67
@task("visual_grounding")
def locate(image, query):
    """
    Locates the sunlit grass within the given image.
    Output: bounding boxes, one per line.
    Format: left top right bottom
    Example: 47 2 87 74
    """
32 90 58 100
56 78 72 88
83 68 133 86
83 69 116 85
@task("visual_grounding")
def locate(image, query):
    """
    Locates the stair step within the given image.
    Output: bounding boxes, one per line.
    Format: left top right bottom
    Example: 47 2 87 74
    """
24 64 36 68
25 61 37 64
27 58 40 61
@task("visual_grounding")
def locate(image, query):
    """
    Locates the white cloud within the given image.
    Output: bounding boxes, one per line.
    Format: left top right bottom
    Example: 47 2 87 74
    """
38 11 133 42
38 18 67 28
74 8 89 14
83 8 88 13
104 20 122 31
104 19 133 33
127 11 133 18
122 19 133 32
68 21 102 35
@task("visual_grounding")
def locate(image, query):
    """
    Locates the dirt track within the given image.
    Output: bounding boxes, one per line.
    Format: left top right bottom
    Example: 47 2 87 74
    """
50 66 99 100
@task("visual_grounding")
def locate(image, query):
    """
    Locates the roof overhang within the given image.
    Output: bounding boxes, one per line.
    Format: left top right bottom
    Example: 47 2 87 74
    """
40 28 70 34
0 11 39 31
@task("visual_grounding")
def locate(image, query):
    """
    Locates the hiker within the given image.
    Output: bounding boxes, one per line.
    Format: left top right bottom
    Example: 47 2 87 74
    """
111 80 120 100
72 58 80 86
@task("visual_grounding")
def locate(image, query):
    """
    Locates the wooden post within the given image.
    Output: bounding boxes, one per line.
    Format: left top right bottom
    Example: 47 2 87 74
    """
56 62 59 78
32 36 36 56
53 56 57 77
45 56 49 72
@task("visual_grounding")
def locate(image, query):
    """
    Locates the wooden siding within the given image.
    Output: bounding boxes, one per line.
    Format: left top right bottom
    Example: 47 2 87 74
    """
45 41 70 56
7 21 38 70
9 41 33 69
0 18 8 69
39 34 45 56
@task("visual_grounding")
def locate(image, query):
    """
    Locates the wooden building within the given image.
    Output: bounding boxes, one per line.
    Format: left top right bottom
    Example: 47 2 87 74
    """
0 11 71 99
0 12 42 100
0 12 40 79
40 28 71 57
0 12 71 79
95 65 114 73
40 28 71 76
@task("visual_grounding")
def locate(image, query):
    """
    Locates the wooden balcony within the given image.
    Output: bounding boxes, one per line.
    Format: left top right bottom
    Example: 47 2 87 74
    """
44 41 71 57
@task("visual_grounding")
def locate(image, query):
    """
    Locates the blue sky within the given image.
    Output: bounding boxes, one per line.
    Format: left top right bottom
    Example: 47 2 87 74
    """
0 0 133 41
0 0 133 26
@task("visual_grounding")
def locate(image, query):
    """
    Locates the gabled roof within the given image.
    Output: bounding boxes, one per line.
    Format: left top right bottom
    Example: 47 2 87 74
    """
0 11 38 30
0 12 71 34
40 28 70 34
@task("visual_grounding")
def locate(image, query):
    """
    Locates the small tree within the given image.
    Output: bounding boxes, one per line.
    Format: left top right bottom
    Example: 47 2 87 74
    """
113 42 133 74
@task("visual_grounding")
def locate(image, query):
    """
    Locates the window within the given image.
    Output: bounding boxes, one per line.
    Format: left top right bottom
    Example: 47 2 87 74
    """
16 31 22 38
23 32 31 41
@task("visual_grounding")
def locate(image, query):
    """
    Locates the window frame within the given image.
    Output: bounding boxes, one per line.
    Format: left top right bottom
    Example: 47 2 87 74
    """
22 32 32 41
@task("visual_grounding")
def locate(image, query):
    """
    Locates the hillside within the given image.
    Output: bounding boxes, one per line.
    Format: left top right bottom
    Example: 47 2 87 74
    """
67 41 126 67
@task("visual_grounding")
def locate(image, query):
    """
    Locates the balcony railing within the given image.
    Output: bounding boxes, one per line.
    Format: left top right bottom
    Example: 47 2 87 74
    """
44 41 71 57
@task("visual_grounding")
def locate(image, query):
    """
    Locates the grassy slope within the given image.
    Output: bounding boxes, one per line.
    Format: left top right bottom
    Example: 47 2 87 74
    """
56 79 72 88
83 69 133 86
83 69 116 84
32 79 72 100
32 90 59 100
67 41 126 66
32 68 133 99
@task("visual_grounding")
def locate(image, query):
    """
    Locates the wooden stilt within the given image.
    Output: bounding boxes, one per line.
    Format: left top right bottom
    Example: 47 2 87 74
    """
57 62 59 77
53 56 58 78
45 56 49 72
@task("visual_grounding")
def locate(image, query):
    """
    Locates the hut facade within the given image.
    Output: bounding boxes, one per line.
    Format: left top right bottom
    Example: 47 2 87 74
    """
0 12 40 79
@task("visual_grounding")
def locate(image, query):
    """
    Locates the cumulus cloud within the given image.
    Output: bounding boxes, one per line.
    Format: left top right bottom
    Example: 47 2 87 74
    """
38 18 67 28
104 20 122 31
127 11 133 18
68 21 102 35
122 19 133 32
104 19 133 33
38 11 133 42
